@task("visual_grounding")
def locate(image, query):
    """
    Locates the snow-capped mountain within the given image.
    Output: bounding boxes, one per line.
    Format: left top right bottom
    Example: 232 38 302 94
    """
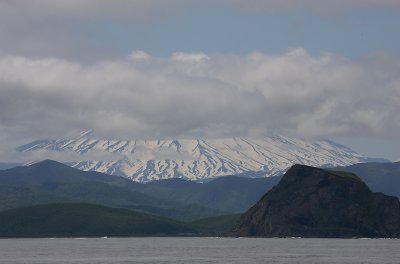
17 130 376 182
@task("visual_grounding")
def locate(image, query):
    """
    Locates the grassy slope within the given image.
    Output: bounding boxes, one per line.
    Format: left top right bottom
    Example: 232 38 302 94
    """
0 203 196 237
0 203 242 237
0 161 225 221
142 176 281 213
0 160 282 222
191 214 241 235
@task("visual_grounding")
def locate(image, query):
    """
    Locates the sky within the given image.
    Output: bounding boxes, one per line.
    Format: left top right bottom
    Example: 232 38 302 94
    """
0 0 399 161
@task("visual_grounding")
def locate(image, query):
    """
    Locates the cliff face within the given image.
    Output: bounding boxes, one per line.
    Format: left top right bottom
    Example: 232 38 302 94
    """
231 165 400 238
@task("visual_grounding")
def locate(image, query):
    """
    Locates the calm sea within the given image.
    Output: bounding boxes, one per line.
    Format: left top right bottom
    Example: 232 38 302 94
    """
0 237 399 264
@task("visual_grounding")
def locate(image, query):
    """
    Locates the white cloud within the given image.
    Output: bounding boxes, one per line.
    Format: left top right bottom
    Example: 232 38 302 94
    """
171 52 210 62
130 51 151 61
0 48 400 160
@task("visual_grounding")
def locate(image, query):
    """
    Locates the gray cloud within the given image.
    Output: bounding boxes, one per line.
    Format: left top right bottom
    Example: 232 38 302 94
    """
0 49 399 151
1 0 399 61
226 0 400 12
0 0 190 61
0 1 398 162
1 0 398 21
0 0 187 21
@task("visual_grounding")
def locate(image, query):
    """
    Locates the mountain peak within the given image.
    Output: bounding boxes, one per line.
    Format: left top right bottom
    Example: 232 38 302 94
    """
28 159 75 172
17 134 378 182
231 165 400 238
285 164 362 182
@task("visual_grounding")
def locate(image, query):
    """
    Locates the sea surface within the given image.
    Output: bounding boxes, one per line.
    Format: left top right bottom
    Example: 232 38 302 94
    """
0 237 399 264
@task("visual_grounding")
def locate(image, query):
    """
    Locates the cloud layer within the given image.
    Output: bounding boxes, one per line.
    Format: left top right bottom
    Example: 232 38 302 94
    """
1 0 399 61
228 0 400 12
1 49 399 148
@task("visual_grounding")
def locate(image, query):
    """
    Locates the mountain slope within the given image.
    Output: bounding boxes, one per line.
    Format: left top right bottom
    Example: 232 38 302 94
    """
0 203 195 237
191 214 241 234
17 131 377 182
0 160 225 221
331 162 400 198
142 176 281 213
0 160 281 217
231 165 400 238
0 163 21 170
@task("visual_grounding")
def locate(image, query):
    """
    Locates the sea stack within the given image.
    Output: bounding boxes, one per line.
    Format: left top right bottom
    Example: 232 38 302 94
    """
231 164 400 238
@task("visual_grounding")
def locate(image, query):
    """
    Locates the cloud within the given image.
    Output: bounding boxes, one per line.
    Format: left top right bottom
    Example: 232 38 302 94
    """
171 52 210 62
0 1 398 62
0 48 399 152
0 1 187 21
0 0 191 61
130 51 151 61
226 0 400 13
1 1 398 21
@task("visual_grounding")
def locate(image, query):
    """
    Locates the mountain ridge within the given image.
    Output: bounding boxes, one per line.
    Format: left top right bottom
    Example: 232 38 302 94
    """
0 160 226 221
17 131 380 182
331 161 400 198
0 160 279 219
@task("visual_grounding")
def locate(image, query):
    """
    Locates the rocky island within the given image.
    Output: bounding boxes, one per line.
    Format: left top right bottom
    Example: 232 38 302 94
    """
231 165 400 238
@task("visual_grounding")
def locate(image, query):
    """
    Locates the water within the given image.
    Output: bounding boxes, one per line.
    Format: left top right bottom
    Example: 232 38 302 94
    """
0 237 399 264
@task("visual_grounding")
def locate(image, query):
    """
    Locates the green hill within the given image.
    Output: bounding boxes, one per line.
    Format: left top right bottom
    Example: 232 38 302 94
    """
0 203 196 237
141 175 281 213
191 214 240 234
0 160 225 221
0 160 281 220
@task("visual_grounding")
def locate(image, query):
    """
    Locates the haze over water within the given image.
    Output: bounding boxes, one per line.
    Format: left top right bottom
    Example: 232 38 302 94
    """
1 237 399 264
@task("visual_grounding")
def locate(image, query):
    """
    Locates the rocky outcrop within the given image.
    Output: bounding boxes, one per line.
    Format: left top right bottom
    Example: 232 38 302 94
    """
231 165 400 238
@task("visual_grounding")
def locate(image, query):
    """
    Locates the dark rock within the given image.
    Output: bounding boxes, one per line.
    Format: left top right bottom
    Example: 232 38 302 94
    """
230 164 400 238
